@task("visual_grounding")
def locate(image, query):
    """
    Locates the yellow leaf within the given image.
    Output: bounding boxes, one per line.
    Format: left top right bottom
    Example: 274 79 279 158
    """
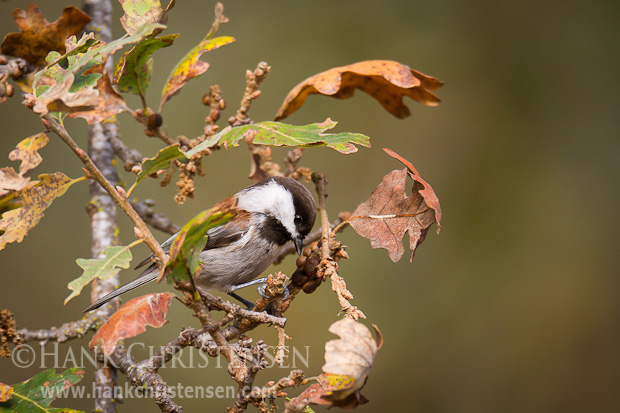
0 173 82 250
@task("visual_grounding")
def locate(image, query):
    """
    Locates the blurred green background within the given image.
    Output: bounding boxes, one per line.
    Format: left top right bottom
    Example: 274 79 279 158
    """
1 0 619 411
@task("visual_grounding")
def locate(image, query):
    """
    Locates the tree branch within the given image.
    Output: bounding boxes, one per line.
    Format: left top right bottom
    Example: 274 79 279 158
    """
42 115 169 268
17 312 103 343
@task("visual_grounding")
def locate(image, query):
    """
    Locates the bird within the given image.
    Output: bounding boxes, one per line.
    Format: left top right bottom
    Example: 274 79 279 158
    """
83 176 316 312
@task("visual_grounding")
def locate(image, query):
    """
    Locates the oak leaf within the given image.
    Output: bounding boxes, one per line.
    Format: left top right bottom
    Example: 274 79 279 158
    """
0 172 82 250
0 168 29 197
65 245 134 305
189 118 370 155
89 293 174 355
349 148 442 262
0 4 91 67
289 319 382 409
275 60 443 120
64 69 128 124
118 0 176 35
0 368 85 412
8 133 49 175
33 24 164 121
0 134 49 196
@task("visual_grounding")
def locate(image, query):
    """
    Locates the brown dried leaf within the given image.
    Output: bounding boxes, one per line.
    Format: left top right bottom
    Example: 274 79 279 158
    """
349 148 441 262
275 60 443 120
65 70 128 124
290 319 381 409
118 0 175 35
89 292 174 356
0 168 29 196
0 4 91 67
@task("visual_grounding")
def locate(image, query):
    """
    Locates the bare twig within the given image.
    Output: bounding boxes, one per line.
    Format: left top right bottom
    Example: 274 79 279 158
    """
130 199 181 235
17 312 103 343
274 326 290 366
106 125 144 172
312 173 365 320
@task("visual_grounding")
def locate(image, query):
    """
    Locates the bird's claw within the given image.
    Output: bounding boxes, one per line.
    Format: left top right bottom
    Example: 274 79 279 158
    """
257 283 290 300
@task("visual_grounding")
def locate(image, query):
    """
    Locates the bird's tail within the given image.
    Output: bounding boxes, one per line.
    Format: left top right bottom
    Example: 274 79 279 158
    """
82 271 158 313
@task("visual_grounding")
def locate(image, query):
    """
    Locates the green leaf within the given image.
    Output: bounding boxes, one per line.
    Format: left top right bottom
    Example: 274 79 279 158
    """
188 118 371 155
65 245 135 305
165 208 234 284
160 35 235 110
128 144 184 196
0 367 85 413
33 24 165 117
0 173 83 251
114 34 178 97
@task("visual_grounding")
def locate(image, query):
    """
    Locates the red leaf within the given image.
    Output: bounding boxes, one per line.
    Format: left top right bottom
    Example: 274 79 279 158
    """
89 292 174 355
349 149 441 262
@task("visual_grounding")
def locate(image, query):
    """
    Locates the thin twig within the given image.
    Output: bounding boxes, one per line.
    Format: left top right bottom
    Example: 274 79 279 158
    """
17 312 103 343
130 199 181 235
42 115 169 269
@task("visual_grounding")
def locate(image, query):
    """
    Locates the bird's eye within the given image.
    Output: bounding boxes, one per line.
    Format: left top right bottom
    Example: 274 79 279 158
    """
294 215 302 225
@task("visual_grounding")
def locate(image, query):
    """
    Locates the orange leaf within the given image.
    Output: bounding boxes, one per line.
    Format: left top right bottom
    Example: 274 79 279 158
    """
349 148 441 262
0 4 91 67
89 292 174 355
275 60 443 120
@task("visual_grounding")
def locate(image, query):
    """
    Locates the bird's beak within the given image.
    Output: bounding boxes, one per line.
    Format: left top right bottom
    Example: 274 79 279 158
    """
295 237 304 256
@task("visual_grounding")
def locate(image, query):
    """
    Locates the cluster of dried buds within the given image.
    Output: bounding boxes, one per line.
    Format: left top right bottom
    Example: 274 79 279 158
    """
291 239 349 294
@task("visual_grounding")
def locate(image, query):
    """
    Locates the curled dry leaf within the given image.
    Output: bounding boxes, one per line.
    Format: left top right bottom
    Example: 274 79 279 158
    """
349 148 442 262
0 4 91 67
89 292 174 356
275 60 443 120
118 0 176 35
290 318 382 409
0 168 29 197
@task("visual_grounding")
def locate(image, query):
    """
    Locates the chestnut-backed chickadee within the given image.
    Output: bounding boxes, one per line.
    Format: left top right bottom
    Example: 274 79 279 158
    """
83 176 316 312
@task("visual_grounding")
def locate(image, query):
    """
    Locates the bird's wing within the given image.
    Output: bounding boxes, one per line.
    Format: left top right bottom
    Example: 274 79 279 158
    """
134 199 249 269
